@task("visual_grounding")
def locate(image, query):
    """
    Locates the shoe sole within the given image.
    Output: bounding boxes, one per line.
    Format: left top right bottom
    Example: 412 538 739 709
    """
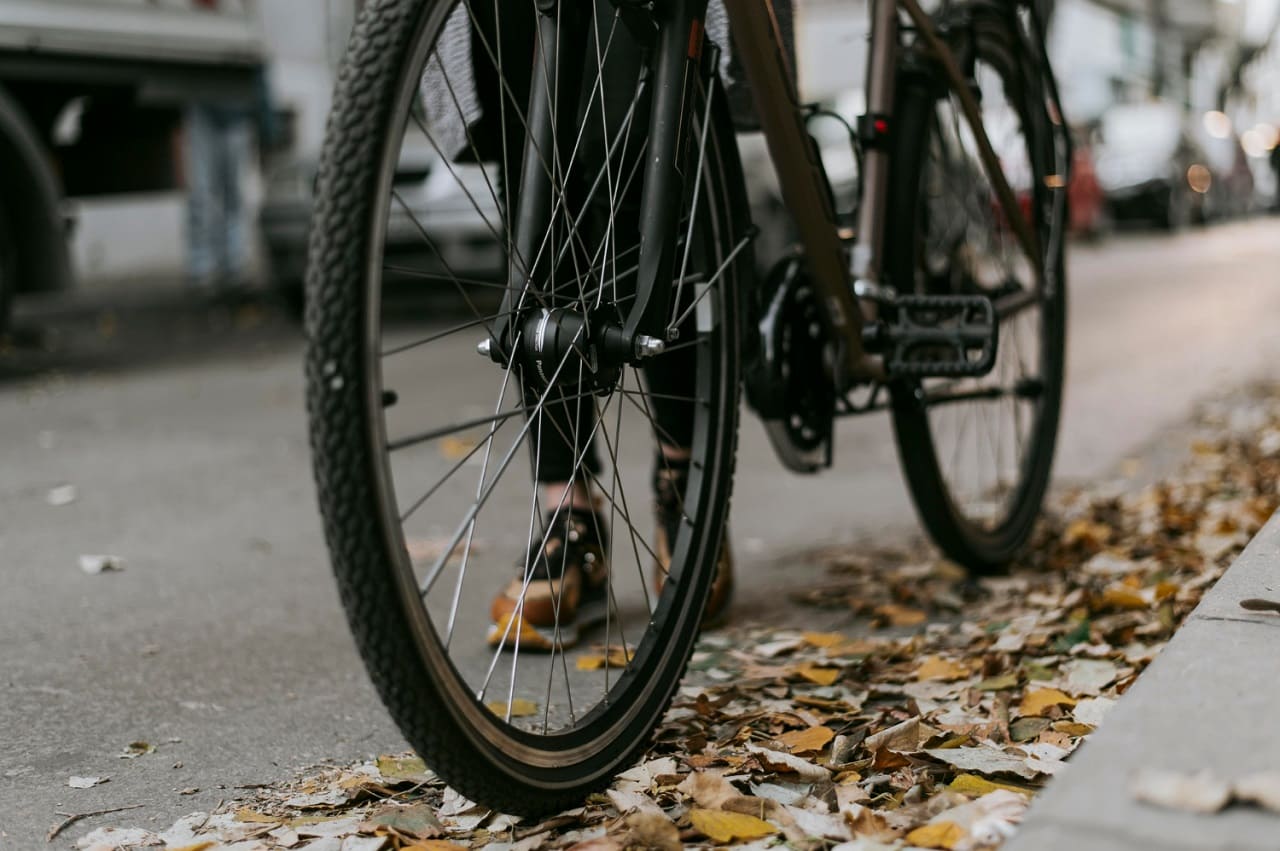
486 597 608 652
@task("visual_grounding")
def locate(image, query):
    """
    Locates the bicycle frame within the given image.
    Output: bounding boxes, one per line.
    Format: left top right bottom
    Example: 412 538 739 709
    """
491 0 1060 389
728 0 1053 387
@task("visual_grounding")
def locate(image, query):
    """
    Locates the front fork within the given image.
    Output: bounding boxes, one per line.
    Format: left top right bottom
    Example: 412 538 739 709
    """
484 0 710 367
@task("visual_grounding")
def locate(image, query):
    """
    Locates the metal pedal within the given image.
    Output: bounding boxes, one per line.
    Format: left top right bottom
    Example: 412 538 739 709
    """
874 294 998 379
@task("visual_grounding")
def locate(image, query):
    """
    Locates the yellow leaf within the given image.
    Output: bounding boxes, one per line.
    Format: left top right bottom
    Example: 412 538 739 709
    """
486 698 537 717
776 725 835 754
832 637 883 656
439 436 478 460
376 754 429 781
1063 519 1110 548
948 773 1034 798
905 821 966 849
874 604 927 627
166 844 215 851
689 809 778 844
234 808 280 824
403 843 470 851
1052 721 1095 736
915 655 970 682
1099 585 1148 611
802 631 845 648
575 647 632 670
1019 688 1077 717
795 662 841 686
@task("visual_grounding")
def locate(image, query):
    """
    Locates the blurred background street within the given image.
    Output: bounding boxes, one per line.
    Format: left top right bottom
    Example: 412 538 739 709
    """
3 0 1280 845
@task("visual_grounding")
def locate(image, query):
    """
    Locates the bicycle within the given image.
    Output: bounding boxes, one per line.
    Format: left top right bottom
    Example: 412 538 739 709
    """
305 0 1068 816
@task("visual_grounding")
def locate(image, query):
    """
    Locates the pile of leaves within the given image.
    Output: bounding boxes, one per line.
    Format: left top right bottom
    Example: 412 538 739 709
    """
72 389 1280 850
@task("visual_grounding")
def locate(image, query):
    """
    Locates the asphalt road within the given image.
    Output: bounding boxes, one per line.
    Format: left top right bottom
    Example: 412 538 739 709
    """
3 217 1280 845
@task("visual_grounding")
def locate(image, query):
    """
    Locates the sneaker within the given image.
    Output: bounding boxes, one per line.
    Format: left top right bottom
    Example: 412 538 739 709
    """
652 457 734 625
487 507 610 651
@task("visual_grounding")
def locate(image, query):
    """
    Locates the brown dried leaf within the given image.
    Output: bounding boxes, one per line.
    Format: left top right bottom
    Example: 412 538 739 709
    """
916 656 971 682
776 725 835 754
905 820 966 849
875 604 928 627
794 662 841 686
485 698 537 717
1018 688 1077 717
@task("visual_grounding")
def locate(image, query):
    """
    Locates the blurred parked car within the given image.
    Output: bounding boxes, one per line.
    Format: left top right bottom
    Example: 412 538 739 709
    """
1195 129 1254 221
1094 101 1211 230
260 123 503 311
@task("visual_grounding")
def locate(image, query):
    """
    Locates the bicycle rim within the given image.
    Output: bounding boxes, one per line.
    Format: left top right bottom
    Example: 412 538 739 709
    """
889 9 1065 570
307 0 744 806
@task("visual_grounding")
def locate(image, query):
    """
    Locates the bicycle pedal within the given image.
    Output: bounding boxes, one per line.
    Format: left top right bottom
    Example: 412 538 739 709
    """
873 294 998 379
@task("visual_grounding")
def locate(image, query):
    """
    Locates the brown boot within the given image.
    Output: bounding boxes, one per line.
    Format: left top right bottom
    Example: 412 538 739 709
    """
652 457 733 625
487 507 609 651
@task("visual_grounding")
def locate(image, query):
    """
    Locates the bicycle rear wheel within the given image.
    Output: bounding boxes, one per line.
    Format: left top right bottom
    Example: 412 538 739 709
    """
306 0 747 814
887 3 1066 573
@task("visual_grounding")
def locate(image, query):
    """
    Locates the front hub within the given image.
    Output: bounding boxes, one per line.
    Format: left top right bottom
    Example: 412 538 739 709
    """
519 308 624 397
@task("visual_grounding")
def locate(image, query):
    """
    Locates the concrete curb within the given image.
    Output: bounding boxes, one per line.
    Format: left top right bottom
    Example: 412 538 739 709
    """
1005 510 1280 850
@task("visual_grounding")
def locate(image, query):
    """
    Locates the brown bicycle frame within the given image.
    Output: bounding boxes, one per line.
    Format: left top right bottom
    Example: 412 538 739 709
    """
724 0 1043 386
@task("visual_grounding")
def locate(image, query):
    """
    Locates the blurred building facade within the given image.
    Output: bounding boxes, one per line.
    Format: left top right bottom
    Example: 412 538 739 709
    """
1 0 1277 308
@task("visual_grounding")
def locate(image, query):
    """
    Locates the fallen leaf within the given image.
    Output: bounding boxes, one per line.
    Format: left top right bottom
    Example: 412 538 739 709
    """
618 811 681 851
776 725 834 754
403 843 469 851
904 821 965 849
606 788 665 816
439 436 478 460
486 698 537 717
117 741 155 759
677 772 742 810
1099 586 1148 611
948 774 1034 798
68 776 108 789
234 808 282 824
1061 659 1118 696
1008 717 1050 742
802 631 845 648
1018 688 1076 717
689 809 777 844
360 803 443 840
74 827 160 849
916 656 971 682
864 717 923 753
973 673 1019 691
1239 598 1280 614
376 754 431 783
1234 771 1280 812
47 484 77 506
794 662 841 686
924 747 1044 781
745 743 830 782
1132 768 1231 813
80 555 125 575
875 604 927 627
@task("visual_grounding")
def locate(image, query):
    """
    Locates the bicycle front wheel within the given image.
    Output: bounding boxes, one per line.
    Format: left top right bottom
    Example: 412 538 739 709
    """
306 0 747 814
886 3 1067 573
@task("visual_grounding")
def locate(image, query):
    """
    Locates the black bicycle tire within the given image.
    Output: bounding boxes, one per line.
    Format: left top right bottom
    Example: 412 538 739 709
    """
887 3 1066 574
305 0 748 815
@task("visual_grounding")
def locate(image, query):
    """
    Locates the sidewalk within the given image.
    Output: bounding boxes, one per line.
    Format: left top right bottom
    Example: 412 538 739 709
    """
1008 510 1280 851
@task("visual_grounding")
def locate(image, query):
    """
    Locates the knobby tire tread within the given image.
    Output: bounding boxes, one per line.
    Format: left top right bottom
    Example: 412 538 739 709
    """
305 0 747 815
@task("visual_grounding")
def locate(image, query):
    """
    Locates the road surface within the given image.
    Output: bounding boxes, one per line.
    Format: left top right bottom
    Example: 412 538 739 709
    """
2 218 1280 844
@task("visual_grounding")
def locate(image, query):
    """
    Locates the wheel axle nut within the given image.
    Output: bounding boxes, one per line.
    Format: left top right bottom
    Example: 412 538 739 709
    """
477 338 493 357
635 335 666 358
